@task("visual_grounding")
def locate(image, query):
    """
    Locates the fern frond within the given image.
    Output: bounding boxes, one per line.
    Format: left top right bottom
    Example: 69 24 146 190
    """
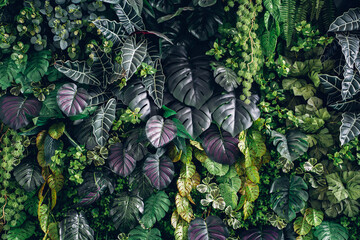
295 0 310 25
310 0 325 20
280 0 297 47
319 0 335 31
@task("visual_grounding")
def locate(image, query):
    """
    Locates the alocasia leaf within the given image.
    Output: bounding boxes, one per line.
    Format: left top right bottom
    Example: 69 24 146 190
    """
240 226 284 240
336 34 359 69
270 176 308 222
59 210 94 240
128 226 162 240
314 221 349 240
213 63 239 92
14 162 44 192
328 8 360 32
319 74 342 104
108 142 136 177
207 93 260 137
129 168 154 200
44 134 62 164
143 152 175 190
271 130 308 161
93 19 127 48
77 172 114 206
145 115 177 148
201 125 240 165
163 46 214 109
188 216 229 240
114 0 145 34
56 83 89 117
91 46 114 87
142 59 165 108
140 191 170 228
197 0 217 7
0 96 42 130
121 36 147 80
342 67 360 100
88 87 110 106
92 98 117 146
340 112 360 145
110 192 144 231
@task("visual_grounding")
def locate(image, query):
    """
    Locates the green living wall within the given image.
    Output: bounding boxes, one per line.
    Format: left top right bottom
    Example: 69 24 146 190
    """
0 0 360 239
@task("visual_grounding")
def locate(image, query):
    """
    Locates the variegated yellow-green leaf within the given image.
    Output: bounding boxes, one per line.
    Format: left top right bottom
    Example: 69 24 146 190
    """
249 130 266 158
177 177 193 197
180 145 193 164
245 181 259 202
51 188 57 210
246 166 260 184
48 172 64 192
38 204 49 233
294 216 312 235
48 222 59 240
168 144 182 163
48 122 65 140
202 158 229 177
175 219 189 240
238 130 246 152
191 172 201 189
190 140 203 150
175 193 194 222
180 161 196 179
37 149 46 168
305 208 324 227
193 148 208 163
244 148 253 168
243 200 254 220
36 130 47 149
171 210 180 229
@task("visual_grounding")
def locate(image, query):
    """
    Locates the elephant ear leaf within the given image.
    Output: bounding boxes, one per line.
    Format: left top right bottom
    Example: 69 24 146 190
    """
213 63 239 92
341 68 360 100
143 153 175 190
314 221 349 240
142 59 165 108
208 93 260 137
319 74 342 104
240 226 284 240
92 98 117 147
140 191 170 228
271 130 308 161
340 112 360 146
201 125 240 165
0 96 42 130
108 142 137 177
270 176 308 222
77 172 114 206
59 210 94 240
57 83 90 117
128 226 162 240
197 0 217 7
145 115 177 148
114 0 145 34
188 216 229 240
121 36 147 80
328 8 360 32
93 19 127 48
14 162 44 192
336 34 359 69
110 192 144 231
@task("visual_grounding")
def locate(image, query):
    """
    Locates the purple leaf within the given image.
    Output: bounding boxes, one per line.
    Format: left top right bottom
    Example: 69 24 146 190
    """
145 115 177 148
125 129 148 161
143 153 174 190
188 216 229 240
240 226 284 240
57 83 90 117
201 125 240 165
0 96 42 130
108 143 136 177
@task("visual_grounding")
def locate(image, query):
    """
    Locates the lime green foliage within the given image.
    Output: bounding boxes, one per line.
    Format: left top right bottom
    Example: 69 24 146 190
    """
112 108 142 132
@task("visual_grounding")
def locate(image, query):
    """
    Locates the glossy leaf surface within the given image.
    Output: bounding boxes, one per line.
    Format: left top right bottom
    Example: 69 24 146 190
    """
188 216 229 240
57 83 89 117
108 142 136 177
145 115 177 148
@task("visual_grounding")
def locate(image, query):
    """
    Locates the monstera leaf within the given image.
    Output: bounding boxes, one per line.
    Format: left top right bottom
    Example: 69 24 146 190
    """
314 221 349 240
142 59 165 108
270 176 308 222
113 0 145 34
188 216 229 240
336 34 359 69
140 191 170 228
77 172 114 206
129 168 154 200
54 60 101 86
240 226 284 240
121 36 147 80
59 210 94 240
207 93 260 137
163 46 214 109
213 63 239 92
128 226 162 240
13 162 44 192
56 83 89 117
0 96 42 130
92 99 116 146
88 87 110 106
340 112 360 145
93 19 127 48
108 142 136 177
271 130 308 162
145 115 177 148
110 192 144 231
328 8 360 32
143 151 175 190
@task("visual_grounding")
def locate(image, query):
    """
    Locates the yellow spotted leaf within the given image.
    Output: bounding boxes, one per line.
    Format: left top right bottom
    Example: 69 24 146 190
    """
190 140 203 150
180 161 196 179
246 166 260 184
171 210 180 229
243 200 254 220
168 144 182 163
193 148 207 163
177 177 193 197
175 193 194 222
245 181 259 202
305 208 324 227
180 145 192 164
238 131 247 153
174 219 189 240
51 188 57 210
37 149 46 168
36 130 47 149
48 172 64 192
48 222 59 240
187 194 195 205
38 204 49 233
48 122 65 140
191 172 201 189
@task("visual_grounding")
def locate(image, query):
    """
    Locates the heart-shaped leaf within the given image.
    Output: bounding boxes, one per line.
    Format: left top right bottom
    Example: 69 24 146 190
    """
314 221 349 240
14 162 44 192
188 216 229 240
163 46 214 109
129 168 154 200
201 125 240 165
145 115 177 148
93 19 127 48
240 226 284 240
336 33 359 69
92 98 117 146
114 0 145 34
143 59 165 108
125 129 148 161
57 83 90 117
110 192 144 231
143 153 175 190
328 8 360 32
271 130 308 162
108 142 137 177
213 63 239 92
0 96 42 130
129 226 162 240
59 210 94 240
121 36 147 80
140 191 170 228
340 112 360 145
207 93 260 137
77 172 114 206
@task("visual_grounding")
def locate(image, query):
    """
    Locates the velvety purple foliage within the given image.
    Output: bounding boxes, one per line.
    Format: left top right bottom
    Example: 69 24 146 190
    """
240 226 284 240
143 154 174 190
0 96 42 130
201 125 240 165
125 129 148 161
145 115 177 148
57 83 90 117
77 172 114 206
108 143 136 177
188 216 229 240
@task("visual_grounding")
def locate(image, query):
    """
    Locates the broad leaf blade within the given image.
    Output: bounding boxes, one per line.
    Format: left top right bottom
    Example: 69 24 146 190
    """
114 0 145 34
143 153 175 190
145 115 177 148
271 130 308 161
336 34 359 69
213 63 239 92
92 99 117 146
129 226 162 240
108 142 136 177
140 191 170 228
121 36 147 80
57 83 89 117
188 216 229 240
340 112 360 145
240 226 284 240
314 221 349 240
93 19 127 48
14 162 44 192
328 8 360 32
142 59 165 108
59 210 94 240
